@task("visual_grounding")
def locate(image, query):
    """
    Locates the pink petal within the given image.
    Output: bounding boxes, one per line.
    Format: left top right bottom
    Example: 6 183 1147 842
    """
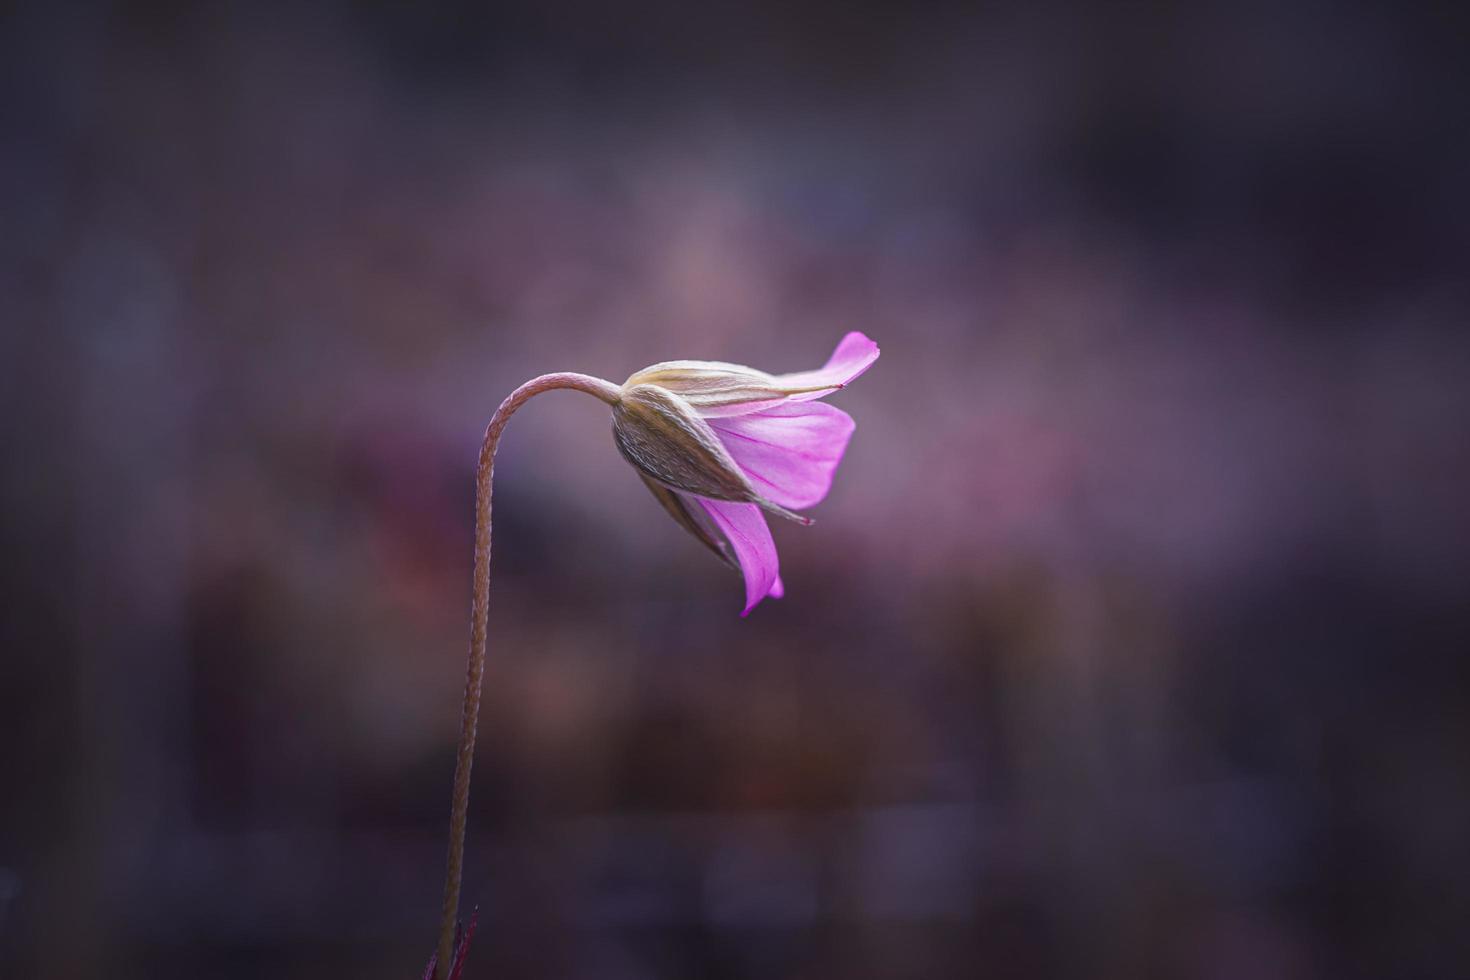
696 498 781 615
708 402 856 511
772 331 880 400
768 575 785 599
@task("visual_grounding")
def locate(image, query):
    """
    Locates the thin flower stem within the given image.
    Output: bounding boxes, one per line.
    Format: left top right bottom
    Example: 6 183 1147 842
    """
435 371 620 980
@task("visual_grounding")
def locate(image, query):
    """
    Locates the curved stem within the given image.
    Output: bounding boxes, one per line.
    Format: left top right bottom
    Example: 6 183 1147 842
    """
436 371 620 980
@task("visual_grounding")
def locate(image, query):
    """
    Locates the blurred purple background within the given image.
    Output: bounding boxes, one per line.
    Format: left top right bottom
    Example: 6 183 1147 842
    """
3 1 1469 977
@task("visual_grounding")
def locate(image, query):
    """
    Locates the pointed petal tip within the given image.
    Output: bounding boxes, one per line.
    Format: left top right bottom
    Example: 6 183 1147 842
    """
773 333 879 401
742 572 787 615
828 332 880 377
698 499 780 618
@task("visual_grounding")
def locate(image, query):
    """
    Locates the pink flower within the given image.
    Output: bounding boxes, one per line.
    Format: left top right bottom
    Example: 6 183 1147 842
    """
612 332 879 615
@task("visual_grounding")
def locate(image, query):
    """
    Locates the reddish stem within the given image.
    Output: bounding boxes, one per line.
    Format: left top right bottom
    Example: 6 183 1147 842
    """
435 372 620 980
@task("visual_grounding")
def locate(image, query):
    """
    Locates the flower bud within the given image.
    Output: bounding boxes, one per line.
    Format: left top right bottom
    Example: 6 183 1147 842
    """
612 384 755 502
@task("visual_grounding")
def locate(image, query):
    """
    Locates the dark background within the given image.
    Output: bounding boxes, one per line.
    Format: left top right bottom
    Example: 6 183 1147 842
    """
3 1 1469 977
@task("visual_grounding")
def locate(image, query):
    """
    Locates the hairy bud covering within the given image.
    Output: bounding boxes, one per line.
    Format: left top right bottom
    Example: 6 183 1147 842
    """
612 384 755 502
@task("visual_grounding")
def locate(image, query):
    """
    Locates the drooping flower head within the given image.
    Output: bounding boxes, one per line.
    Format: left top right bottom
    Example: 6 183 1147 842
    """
611 332 879 615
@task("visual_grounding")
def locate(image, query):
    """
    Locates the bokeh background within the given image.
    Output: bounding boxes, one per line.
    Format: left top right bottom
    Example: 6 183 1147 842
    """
3 1 1469 977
